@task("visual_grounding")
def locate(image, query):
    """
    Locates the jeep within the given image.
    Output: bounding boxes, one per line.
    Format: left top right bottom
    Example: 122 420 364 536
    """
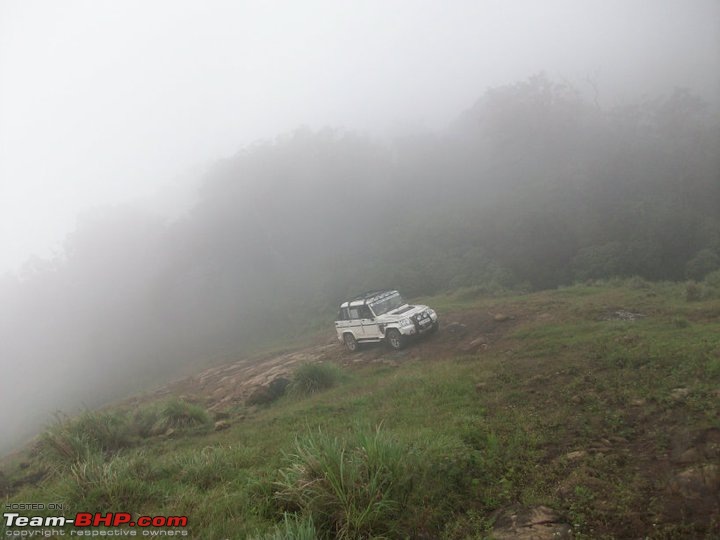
334 290 439 352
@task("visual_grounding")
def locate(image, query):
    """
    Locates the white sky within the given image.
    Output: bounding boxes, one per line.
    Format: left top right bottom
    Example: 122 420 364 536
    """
1 0 718 275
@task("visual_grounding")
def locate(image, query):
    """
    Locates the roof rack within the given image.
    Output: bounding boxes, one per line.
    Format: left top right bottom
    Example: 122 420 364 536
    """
349 290 395 302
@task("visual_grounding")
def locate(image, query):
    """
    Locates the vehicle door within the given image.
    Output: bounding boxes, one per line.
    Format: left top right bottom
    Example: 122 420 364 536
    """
335 307 354 337
358 305 382 339
346 305 367 339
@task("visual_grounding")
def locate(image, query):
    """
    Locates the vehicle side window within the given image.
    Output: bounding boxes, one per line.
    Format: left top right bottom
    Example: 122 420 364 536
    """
358 305 373 319
348 307 361 320
337 309 349 321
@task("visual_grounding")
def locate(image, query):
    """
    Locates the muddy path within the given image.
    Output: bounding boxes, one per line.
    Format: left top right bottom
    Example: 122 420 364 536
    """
127 308 520 412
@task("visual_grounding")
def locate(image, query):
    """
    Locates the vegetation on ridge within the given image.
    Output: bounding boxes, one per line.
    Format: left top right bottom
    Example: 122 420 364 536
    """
3 281 719 538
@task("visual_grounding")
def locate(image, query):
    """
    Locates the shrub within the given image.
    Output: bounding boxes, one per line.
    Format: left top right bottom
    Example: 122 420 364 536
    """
246 377 291 406
704 269 720 290
572 242 627 281
627 276 651 290
685 281 703 302
129 406 161 438
671 316 690 329
289 363 344 396
685 249 720 281
275 427 414 539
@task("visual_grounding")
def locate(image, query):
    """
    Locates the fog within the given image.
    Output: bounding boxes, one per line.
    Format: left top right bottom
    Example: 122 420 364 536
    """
1 1 719 451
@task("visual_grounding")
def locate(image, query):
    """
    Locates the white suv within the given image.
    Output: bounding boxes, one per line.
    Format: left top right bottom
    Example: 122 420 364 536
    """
334 290 439 352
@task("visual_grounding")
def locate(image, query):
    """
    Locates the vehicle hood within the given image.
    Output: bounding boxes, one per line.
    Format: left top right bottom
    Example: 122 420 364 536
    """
375 304 429 322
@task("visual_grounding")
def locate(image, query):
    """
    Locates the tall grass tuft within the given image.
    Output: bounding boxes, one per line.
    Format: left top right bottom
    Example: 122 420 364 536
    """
253 513 317 540
275 427 414 539
289 363 344 396
62 452 160 512
154 399 212 432
38 411 132 468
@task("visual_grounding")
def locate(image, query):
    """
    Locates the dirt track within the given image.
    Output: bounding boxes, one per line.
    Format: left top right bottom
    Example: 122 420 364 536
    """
133 308 519 412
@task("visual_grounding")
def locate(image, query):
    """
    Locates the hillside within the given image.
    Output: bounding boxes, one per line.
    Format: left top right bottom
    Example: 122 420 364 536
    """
2 279 719 539
3 78 719 454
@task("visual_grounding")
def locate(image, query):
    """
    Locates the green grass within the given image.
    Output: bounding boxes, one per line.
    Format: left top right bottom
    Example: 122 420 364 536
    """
289 362 346 396
154 398 212 431
275 427 414 539
2 283 719 538
37 410 133 469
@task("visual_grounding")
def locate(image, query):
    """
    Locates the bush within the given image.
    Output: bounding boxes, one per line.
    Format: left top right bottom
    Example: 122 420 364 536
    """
572 242 627 281
671 316 690 328
129 406 162 438
685 281 703 302
274 427 414 539
246 377 291 406
627 276 651 290
685 249 720 281
289 363 344 396
705 269 720 290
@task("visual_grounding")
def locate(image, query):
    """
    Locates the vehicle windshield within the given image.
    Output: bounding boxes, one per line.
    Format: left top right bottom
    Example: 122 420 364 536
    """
369 292 405 316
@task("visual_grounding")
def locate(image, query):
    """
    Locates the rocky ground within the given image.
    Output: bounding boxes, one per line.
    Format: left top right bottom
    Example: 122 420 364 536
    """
126 308 519 413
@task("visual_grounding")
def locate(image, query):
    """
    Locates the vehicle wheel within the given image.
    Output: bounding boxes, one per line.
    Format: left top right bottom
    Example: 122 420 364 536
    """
429 321 439 334
343 333 359 352
386 328 405 350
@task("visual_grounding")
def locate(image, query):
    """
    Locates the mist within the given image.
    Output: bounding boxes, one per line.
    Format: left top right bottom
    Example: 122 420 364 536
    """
1 1 719 452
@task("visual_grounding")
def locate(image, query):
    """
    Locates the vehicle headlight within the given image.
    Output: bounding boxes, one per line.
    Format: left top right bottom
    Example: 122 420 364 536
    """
428 309 437 320
399 318 412 327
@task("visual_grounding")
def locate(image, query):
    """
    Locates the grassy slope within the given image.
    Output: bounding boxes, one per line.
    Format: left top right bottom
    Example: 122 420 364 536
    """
2 281 719 539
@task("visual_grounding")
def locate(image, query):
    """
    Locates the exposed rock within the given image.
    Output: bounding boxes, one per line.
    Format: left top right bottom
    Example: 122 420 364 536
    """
703 428 720 444
671 387 690 400
475 382 487 393
446 322 467 335
557 470 607 499
491 506 572 539
164 428 176 437
602 310 646 321
675 448 702 464
246 376 291 406
668 464 720 500
214 420 230 431
268 376 291 396
630 398 646 406
462 336 489 353
564 450 587 461
246 386 274 406
494 313 510 322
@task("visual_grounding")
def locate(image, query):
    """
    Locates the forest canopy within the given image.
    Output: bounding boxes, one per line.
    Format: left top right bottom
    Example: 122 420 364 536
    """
1 75 718 448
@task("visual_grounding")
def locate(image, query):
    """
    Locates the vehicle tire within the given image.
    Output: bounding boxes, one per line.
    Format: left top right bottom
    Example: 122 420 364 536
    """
343 333 359 352
386 328 405 350
429 321 439 334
